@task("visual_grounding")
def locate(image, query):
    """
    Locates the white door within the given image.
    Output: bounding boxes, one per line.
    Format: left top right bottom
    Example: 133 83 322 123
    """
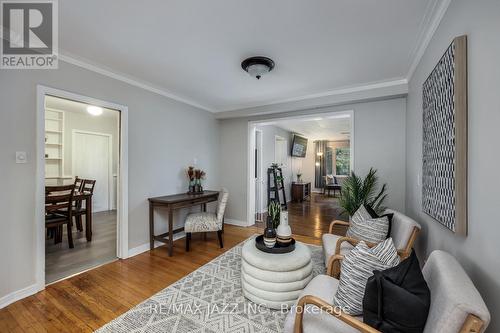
73 131 111 212
255 130 264 219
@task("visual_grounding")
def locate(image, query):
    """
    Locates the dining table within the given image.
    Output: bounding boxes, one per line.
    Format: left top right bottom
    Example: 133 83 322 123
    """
45 188 93 242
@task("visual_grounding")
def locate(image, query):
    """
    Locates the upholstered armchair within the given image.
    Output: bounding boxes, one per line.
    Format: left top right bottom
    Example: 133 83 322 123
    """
323 209 421 276
283 250 490 333
185 188 229 250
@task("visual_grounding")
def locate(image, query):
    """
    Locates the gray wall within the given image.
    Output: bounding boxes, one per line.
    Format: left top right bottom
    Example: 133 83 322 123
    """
219 97 406 222
0 61 220 301
405 0 500 331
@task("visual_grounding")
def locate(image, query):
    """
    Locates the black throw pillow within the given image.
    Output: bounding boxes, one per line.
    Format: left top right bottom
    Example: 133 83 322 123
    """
364 204 394 238
363 250 430 333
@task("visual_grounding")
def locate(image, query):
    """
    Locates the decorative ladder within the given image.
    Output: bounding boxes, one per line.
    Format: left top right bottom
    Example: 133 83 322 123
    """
267 167 287 210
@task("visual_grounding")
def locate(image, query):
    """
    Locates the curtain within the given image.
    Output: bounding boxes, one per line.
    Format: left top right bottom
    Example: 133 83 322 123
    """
314 140 328 188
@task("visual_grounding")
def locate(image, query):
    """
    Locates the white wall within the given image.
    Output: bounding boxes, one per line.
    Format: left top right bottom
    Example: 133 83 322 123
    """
0 61 220 304
219 98 406 222
62 109 119 178
405 1 500 331
255 125 293 206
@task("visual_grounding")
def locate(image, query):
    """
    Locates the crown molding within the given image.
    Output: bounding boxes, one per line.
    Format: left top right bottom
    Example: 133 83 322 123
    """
218 78 408 113
215 78 408 119
58 52 214 112
406 0 452 80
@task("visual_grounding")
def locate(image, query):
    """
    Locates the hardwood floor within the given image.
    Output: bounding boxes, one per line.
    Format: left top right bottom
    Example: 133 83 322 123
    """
45 210 117 283
0 225 322 332
256 192 348 238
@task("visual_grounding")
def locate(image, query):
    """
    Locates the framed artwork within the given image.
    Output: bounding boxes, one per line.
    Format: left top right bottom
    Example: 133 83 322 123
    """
422 35 467 235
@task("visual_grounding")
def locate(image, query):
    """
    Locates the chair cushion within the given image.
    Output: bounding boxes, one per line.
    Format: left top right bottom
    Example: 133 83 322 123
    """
385 209 421 250
322 233 354 267
363 250 430 332
346 205 389 244
334 238 400 315
184 212 218 232
422 251 490 333
283 275 362 333
325 174 334 185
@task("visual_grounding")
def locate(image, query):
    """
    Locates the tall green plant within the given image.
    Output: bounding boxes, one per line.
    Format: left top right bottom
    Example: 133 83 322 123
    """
338 168 387 216
268 201 281 228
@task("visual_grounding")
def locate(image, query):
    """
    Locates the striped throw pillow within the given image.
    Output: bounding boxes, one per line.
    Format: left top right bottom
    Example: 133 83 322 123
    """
346 205 389 244
333 238 400 315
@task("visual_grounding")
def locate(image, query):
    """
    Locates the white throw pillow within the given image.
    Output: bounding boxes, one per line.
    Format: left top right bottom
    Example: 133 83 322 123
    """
333 238 400 315
346 205 389 244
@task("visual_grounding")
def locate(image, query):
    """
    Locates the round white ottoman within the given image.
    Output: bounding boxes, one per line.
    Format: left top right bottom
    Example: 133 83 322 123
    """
241 238 313 309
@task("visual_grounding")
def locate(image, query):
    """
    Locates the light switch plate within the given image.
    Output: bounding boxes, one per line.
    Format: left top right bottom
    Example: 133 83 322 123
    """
16 151 27 164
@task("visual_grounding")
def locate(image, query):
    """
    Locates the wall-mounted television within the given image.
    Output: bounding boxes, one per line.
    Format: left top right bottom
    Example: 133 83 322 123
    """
291 135 308 157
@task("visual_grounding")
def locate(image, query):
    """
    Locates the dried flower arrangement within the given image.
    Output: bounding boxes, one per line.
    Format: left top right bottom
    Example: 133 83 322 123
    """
186 166 206 194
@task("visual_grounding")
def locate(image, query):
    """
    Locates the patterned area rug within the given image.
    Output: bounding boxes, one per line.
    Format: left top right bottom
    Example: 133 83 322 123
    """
96 236 325 333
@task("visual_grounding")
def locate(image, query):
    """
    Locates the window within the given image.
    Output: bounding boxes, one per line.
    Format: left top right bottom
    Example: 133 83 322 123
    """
335 148 350 175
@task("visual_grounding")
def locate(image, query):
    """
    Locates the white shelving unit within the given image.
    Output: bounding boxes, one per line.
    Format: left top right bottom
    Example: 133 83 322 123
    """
45 108 65 179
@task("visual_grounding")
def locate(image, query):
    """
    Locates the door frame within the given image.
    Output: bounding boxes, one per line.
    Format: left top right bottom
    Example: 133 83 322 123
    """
71 129 113 212
36 85 129 291
247 110 354 227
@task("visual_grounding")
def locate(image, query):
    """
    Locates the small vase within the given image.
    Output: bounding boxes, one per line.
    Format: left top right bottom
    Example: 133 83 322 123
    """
263 216 277 248
188 180 195 193
277 210 292 244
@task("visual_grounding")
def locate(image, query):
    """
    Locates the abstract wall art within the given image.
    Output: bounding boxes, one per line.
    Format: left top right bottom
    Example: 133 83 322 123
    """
422 35 468 235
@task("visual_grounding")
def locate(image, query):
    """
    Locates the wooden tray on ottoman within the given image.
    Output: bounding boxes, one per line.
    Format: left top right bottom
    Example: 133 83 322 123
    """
255 235 295 253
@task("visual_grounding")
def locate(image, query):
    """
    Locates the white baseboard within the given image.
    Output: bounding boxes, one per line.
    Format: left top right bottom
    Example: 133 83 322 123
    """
0 282 42 309
128 233 186 258
225 219 249 227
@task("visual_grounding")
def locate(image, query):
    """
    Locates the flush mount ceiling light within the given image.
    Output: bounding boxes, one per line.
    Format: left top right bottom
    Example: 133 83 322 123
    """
241 56 275 79
87 105 103 116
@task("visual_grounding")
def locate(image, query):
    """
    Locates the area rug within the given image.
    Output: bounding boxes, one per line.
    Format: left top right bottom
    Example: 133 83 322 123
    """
96 236 325 333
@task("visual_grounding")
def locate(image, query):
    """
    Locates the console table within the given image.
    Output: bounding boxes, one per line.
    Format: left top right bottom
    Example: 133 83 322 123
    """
148 191 219 256
291 182 311 202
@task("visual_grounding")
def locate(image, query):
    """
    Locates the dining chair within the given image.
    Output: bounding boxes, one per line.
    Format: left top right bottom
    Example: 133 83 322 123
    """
45 184 75 248
185 188 229 251
73 179 96 233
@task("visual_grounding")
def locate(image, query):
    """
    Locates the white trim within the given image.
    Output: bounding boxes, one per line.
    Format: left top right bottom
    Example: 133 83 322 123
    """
225 219 250 227
246 110 354 227
58 52 214 112
36 85 129 295
406 0 452 80
71 129 113 212
0 283 40 309
219 78 408 113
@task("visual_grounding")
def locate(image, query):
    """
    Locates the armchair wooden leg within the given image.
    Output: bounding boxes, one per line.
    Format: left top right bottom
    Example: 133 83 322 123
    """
217 230 223 248
185 232 191 252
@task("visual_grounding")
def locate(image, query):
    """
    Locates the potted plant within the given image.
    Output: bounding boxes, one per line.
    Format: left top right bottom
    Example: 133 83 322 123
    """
296 171 302 182
186 166 195 193
264 201 281 248
338 168 387 218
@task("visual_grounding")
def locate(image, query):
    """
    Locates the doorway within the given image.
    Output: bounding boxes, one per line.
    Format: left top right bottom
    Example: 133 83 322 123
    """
36 86 128 288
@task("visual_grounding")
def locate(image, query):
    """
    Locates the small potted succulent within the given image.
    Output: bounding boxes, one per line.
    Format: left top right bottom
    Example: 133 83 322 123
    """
264 201 281 248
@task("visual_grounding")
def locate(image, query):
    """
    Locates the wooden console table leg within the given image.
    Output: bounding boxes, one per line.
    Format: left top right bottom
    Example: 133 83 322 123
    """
168 208 174 256
149 202 154 250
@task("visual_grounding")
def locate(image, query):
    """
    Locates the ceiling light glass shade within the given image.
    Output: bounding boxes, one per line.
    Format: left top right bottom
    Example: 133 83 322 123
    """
87 105 103 116
247 64 271 79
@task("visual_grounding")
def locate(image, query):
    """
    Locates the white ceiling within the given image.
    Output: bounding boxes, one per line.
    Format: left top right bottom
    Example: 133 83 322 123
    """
59 0 444 112
263 114 351 141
